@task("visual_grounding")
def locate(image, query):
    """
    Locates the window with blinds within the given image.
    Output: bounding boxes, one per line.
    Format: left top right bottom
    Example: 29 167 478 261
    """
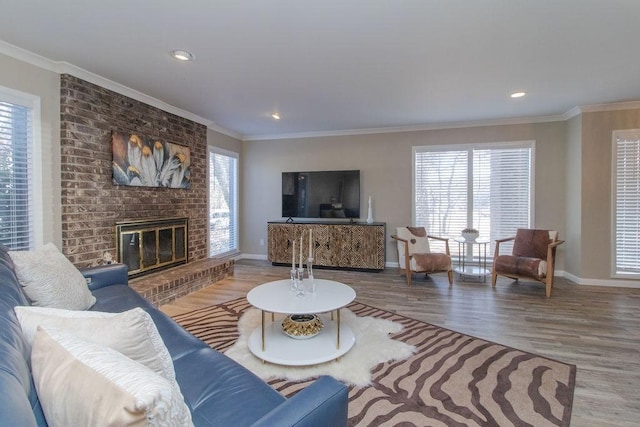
613 130 640 276
208 147 238 257
414 142 533 255
0 99 33 250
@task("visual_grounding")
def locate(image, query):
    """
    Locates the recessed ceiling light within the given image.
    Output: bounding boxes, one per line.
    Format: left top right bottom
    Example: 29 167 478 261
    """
510 91 526 98
271 113 281 120
170 50 194 61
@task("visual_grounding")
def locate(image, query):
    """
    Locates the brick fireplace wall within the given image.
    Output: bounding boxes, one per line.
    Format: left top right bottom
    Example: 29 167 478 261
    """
60 74 208 267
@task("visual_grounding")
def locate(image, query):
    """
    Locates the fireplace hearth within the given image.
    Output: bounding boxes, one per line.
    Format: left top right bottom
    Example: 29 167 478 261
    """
116 218 188 278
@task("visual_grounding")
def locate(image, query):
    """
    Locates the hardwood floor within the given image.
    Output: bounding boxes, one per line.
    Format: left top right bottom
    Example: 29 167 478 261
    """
160 259 640 427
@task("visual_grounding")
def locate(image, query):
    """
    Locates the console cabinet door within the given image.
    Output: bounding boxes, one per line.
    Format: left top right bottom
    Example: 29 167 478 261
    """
311 224 332 266
352 224 385 269
267 223 287 264
268 223 309 267
329 225 352 268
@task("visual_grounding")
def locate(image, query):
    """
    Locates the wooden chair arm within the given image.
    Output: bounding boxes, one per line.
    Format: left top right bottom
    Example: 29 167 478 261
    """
546 239 564 261
391 234 451 259
427 235 451 256
492 236 515 262
545 239 564 278
495 236 515 244
390 234 407 243
549 239 565 249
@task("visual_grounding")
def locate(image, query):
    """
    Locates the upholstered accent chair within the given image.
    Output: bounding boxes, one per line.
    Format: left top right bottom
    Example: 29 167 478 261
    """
391 227 453 286
491 229 564 297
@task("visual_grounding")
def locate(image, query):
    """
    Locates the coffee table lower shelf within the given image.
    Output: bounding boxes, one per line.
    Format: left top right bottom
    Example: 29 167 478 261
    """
247 313 355 366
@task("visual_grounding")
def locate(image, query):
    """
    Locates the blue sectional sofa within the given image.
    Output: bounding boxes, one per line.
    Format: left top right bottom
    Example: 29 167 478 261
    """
0 245 348 426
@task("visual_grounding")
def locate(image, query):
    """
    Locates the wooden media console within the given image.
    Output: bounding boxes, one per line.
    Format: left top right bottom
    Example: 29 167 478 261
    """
267 221 385 271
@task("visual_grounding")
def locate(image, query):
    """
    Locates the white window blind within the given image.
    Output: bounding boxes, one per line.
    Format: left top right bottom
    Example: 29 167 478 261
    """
414 143 533 255
415 149 468 237
613 130 640 275
0 100 33 250
474 148 532 246
209 148 238 257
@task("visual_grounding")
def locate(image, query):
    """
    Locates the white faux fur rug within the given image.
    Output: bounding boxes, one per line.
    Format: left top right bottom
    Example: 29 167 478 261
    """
224 308 415 387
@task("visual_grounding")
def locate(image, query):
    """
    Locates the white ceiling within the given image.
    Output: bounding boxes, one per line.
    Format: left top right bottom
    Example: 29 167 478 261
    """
1 1 639 139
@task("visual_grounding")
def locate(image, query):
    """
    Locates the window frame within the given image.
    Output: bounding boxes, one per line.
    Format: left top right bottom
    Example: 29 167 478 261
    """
0 85 43 250
412 140 535 257
208 145 239 258
611 129 640 278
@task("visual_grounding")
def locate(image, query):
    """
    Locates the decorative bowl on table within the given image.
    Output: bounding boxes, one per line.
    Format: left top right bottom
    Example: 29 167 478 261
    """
282 314 324 339
461 228 479 241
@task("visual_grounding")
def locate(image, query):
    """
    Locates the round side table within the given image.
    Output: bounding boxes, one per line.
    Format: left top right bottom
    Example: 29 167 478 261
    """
453 237 490 282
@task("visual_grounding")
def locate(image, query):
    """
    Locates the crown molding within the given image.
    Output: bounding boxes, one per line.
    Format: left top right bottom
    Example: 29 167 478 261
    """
59 61 213 126
0 40 59 72
0 40 242 139
245 100 640 141
559 100 640 122
577 100 640 114
207 123 243 140
561 106 582 120
243 113 567 141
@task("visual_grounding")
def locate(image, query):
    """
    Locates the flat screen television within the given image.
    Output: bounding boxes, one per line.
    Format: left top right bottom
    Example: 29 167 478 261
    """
282 170 360 219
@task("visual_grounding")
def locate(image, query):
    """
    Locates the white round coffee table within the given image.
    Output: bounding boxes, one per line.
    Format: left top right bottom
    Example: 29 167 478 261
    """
246 279 356 366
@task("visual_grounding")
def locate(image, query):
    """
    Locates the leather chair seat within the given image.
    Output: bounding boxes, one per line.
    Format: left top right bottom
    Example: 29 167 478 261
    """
412 253 452 272
494 255 547 279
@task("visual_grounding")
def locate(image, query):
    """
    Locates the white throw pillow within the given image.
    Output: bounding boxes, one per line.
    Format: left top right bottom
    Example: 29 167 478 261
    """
31 327 193 427
8 243 96 310
14 306 176 384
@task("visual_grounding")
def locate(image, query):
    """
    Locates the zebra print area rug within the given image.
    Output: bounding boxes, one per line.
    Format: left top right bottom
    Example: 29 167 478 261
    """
172 298 575 426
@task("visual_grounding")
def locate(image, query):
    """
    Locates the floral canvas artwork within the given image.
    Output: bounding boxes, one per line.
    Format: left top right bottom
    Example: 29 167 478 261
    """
111 131 191 188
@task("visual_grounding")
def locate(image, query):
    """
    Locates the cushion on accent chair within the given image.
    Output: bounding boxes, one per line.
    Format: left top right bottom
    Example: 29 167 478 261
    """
412 253 452 272
493 256 546 279
395 226 431 268
8 243 96 310
31 327 193 427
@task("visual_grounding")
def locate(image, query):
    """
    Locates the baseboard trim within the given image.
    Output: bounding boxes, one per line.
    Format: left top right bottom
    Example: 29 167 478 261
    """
563 271 640 288
238 253 268 261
